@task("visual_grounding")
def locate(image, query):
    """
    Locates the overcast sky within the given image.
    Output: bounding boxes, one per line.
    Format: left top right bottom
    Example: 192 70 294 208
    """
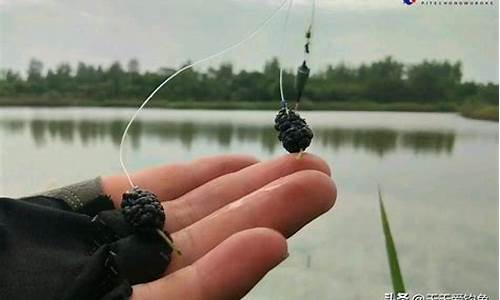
1 0 498 83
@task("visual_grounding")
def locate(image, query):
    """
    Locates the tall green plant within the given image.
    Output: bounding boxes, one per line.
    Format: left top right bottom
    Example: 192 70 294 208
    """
378 187 406 293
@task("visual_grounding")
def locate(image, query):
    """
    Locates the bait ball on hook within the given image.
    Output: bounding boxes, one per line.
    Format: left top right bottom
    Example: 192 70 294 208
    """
122 188 165 231
274 108 313 153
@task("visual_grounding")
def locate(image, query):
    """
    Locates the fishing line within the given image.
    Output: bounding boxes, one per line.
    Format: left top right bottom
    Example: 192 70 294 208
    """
119 0 290 188
294 0 316 110
303 0 316 63
273 0 316 155
278 0 294 108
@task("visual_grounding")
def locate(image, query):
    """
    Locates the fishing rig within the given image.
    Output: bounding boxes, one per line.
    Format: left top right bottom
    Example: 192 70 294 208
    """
117 0 317 261
274 0 315 155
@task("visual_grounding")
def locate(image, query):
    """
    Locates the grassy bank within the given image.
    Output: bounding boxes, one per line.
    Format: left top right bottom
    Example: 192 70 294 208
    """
0 97 458 111
0 97 497 121
459 102 499 121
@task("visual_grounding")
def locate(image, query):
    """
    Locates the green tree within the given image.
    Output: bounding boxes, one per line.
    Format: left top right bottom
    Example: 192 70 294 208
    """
26 58 45 94
0 57 497 107
127 58 140 74
407 60 462 102
360 57 405 102
27 59 44 82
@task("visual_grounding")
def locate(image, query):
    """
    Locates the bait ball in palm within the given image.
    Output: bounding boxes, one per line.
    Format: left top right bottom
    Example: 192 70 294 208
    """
274 108 313 153
121 188 165 231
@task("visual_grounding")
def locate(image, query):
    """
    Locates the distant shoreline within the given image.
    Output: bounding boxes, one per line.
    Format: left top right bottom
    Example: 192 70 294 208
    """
0 97 497 121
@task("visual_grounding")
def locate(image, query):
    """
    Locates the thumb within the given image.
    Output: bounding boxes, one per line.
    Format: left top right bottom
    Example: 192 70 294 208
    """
132 228 288 300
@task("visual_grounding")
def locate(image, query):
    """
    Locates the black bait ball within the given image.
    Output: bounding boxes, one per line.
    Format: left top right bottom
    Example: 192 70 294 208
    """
274 108 313 153
121 188 165 231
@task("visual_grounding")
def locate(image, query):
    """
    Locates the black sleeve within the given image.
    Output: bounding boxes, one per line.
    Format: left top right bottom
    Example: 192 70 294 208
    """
0 180 171 300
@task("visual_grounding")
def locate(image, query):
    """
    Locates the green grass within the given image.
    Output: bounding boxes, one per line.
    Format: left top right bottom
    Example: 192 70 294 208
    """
459 101 498 122
0 97 458 112
378 187 406 293
2 96 497 121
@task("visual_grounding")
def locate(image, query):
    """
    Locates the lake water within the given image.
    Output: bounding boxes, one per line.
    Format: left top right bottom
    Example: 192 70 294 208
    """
0 107 498 299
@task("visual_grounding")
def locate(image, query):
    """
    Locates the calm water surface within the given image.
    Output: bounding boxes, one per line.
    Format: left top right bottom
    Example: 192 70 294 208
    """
0 107 498 299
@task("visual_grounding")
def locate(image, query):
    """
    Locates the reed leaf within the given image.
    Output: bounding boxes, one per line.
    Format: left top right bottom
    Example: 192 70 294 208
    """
378 186 406 293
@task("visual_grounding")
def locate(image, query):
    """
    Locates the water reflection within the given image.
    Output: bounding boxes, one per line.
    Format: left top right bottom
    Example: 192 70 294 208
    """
0 119 456 156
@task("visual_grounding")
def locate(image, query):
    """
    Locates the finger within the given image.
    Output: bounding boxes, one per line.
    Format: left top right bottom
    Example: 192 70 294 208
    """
168 169 336 271
165 153 330 232
132 228 287 300
102 154 259 207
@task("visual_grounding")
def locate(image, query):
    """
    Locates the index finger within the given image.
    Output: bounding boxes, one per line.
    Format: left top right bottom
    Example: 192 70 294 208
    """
102 154 259 207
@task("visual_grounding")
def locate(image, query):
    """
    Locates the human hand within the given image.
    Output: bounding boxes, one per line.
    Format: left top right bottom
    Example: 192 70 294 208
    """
102 153 337 300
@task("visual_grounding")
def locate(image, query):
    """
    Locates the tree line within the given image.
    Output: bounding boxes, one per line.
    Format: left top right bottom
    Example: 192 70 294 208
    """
0 57 497 105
